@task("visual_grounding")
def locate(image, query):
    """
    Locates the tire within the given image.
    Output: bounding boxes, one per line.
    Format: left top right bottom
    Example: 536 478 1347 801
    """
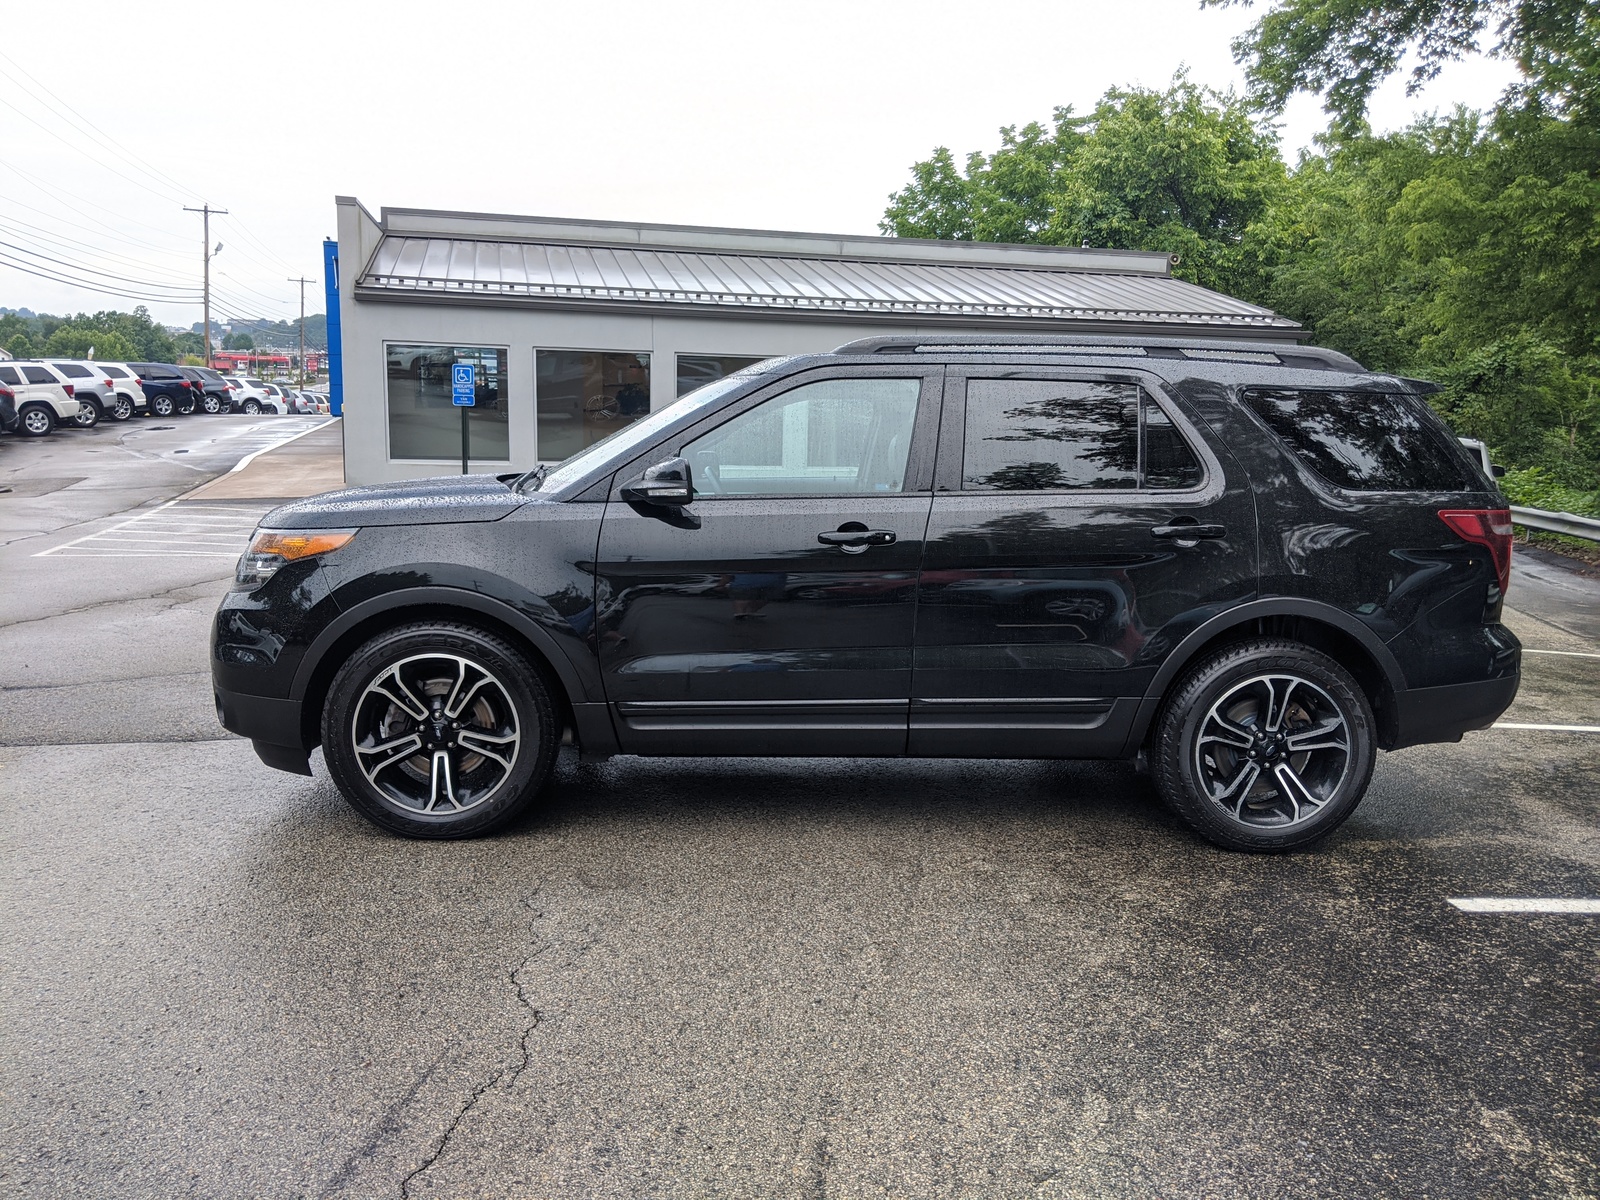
321 622 559 839
242 398 261 415
1152 638 1376 853
151 394 175 417
18 403 54 437
72 399 102 428
178 397 196 415
202 393 222 414
111 395 133 421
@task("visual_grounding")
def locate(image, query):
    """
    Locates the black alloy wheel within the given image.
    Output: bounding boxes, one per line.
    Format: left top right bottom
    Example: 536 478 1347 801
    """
18 404 54 436
150 394 175 417
72 399 102 428
1152 638 1376 852
321 623 558 839
111 395 133 421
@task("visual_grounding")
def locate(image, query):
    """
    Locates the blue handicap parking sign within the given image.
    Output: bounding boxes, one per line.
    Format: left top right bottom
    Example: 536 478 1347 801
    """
452 363 475 406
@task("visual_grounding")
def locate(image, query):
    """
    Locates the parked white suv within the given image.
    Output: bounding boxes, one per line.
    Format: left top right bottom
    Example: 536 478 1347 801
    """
0 361 82 436
42 360 118 427
221 376 283 414
95 363 149 419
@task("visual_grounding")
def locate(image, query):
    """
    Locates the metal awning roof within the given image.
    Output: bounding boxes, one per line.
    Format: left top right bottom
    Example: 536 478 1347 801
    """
355 235 1298 332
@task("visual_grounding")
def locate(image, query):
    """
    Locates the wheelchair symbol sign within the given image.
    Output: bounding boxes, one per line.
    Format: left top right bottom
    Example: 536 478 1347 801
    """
451 363 475 406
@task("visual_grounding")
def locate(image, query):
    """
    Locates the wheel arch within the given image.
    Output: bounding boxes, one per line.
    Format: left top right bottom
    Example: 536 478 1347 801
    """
1126 599 1406 755
291 587 593 756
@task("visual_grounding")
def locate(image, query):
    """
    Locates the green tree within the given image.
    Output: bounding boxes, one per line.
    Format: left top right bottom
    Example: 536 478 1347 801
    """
43 325 138 362
224 332 255 351
1204 0 1599 130
882 75 1292 298
4 331 37 358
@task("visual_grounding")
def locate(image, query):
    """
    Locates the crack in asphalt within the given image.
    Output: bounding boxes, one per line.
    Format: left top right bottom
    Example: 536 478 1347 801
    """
397 896 549 1200
0 579 226 630
0 670 209 692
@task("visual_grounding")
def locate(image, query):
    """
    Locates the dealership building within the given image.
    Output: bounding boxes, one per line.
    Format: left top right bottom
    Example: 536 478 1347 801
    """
328 196 1302 486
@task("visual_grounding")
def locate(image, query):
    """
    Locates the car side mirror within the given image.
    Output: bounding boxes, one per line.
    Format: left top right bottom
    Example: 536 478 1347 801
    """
622 457 695 507
1491 464 1506 479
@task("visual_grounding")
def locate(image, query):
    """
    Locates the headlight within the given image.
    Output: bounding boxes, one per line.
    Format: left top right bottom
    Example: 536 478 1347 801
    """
236 528 356 588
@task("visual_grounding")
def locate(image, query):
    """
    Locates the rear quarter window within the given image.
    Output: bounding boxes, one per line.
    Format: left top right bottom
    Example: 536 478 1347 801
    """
1242 388 1479 492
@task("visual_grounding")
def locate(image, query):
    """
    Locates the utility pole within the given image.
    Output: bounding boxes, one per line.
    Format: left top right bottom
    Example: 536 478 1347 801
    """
287 276 313 387
184 205 227 365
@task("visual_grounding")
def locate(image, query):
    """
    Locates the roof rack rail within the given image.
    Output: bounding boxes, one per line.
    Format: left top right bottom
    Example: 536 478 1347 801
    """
833 332 1365 372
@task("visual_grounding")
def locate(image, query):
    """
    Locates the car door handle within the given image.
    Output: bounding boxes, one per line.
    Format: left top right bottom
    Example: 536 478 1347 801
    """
1151 523 1226 541
818 529 897 547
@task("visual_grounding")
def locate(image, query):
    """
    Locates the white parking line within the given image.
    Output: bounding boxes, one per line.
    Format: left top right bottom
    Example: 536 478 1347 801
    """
1449 898 1600 914
221 417 336 475
35 500 271 559
1522 648 1600 659
1492 722 1600 733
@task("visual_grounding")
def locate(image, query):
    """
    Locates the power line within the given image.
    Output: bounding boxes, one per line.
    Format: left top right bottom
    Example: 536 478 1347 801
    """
0 46 204 207
0 215 201 287
0 94 196 209
0 156 194 248
0 239 206 294
0 254 200 305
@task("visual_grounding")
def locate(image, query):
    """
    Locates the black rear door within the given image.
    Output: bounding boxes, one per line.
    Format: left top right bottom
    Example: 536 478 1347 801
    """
911 367 1257 757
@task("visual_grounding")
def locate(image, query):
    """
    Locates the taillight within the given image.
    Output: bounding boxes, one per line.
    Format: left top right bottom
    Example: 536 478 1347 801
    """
1439 508 1513 599
63 384 75 397
181 380 192 388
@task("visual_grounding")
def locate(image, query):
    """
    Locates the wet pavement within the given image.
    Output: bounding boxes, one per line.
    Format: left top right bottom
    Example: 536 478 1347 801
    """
1 426 1595 1199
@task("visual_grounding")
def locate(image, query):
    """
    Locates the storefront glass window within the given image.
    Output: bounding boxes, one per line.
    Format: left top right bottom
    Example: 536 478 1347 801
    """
676 354 768 397
385 345 510 461
536 350 651 461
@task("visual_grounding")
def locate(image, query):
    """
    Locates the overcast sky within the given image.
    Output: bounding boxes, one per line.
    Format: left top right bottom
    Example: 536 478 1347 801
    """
0 0 1521 327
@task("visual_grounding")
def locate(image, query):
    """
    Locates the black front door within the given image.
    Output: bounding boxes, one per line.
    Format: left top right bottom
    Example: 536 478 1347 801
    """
911 368 1258 758
595 367 942 756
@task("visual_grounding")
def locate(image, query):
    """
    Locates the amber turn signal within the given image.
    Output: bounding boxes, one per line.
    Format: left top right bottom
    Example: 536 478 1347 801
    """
236 528 357 588
247 530 356 562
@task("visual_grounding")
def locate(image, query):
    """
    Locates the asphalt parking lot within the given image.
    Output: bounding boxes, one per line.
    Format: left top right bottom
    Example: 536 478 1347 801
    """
1 419 1596 1199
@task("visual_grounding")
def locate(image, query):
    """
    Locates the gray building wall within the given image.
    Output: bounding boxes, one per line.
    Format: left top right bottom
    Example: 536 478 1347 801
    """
336 199 947 486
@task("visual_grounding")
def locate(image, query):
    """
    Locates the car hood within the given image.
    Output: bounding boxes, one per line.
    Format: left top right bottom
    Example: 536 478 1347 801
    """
261 474 536 529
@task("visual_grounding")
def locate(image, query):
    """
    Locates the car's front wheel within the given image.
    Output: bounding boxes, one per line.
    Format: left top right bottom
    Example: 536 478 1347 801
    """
18 404 55 436
321 623 558 839
1152 638 1376 853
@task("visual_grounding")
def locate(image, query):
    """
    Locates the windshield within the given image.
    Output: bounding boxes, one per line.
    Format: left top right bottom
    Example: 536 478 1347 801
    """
521 361 789 494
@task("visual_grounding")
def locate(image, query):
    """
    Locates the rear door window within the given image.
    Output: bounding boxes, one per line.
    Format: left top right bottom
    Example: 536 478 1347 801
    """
1243 389 1480 491
960 379 1200 492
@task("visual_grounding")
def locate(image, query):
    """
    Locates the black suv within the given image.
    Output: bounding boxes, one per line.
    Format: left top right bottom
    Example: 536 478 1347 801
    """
212 335 1520 851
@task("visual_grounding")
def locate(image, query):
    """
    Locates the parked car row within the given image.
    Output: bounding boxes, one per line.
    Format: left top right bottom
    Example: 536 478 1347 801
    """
0 357 329 437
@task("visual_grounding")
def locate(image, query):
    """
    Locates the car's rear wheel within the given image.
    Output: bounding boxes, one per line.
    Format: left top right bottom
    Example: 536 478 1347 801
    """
72 399 102 428
150 395 175 417
1152 638 1376 853
18 404 55 436
178 396 196 414
202 393 222 414
242 398 261 414
111 395 133 421
321 623 558 839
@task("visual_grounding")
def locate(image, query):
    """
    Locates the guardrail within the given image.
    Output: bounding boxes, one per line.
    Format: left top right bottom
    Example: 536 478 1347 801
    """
1510 505 1600 542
